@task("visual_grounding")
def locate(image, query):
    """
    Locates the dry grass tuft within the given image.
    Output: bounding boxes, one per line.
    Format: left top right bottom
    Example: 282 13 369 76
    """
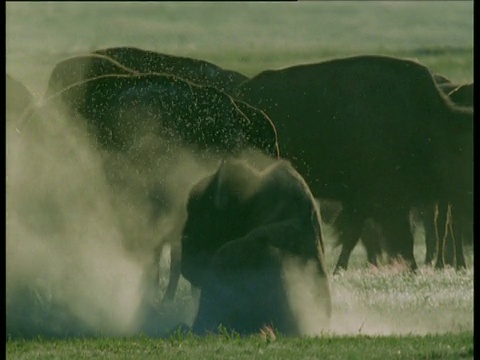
259 324 276 343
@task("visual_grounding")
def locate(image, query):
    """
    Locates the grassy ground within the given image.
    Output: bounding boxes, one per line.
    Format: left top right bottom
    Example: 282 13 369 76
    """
6 332 474 360
6 248 474 358
6 2 474 359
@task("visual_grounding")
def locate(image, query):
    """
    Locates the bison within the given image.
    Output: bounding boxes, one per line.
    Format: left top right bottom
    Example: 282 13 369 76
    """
317 76 472 271
180 158 331 335
234 54 473 273
429 81 473 269
417 82 473 268
93 46 248 94
36 73 279 158
348 81 474 271
44 53 137 98
448 82 473 108
318 199 387 268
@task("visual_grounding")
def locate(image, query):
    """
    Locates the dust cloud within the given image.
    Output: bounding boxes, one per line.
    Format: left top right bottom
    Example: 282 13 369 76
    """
6 95 471 340
282 257 331 336
6 97 221 338
281 256 473 337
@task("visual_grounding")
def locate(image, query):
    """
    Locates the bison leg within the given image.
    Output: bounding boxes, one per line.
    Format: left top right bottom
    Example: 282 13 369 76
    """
434 201 449 269
161 241 182 303
450 205 467 270
333 205 365 274
444 214 456 267
437 203 466 270
377 207 418 272
159 206 188 303
161 240 202 304
360 219 383 267
192 237 299 335
418 204 437 265
455 216 469 270
454 231 467 270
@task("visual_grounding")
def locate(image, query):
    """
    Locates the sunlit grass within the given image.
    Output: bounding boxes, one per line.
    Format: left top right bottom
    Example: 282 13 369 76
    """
6 331 474 360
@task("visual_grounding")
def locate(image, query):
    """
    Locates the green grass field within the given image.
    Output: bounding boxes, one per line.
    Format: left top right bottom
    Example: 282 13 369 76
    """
6 2 474 359
6 332 474 360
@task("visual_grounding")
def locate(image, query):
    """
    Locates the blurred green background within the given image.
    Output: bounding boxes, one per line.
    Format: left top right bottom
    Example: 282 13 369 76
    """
6 1 474 96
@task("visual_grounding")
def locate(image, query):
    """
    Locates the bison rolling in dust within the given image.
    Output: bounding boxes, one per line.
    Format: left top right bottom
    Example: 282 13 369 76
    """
180 159 331 335
235 55 473 273
25 71 280 306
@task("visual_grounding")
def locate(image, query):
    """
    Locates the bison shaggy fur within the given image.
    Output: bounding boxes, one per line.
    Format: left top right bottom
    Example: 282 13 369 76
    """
181 159 331 335
93 46 248 94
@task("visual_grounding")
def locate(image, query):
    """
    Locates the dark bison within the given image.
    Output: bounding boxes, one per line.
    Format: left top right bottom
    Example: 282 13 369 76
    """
7 74 35 122
429 81 473 269
36 73 279 158
323 201 471 271
93 46 248 94
180 159 331 335
420 82 473 268
318 76 472 271
44 53 137 98
234 55 473 273
318 200 387 268
448 82 473 108
353 81 474 271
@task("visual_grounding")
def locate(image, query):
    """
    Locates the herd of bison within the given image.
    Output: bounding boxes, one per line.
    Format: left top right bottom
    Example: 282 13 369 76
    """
6 46 473 336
